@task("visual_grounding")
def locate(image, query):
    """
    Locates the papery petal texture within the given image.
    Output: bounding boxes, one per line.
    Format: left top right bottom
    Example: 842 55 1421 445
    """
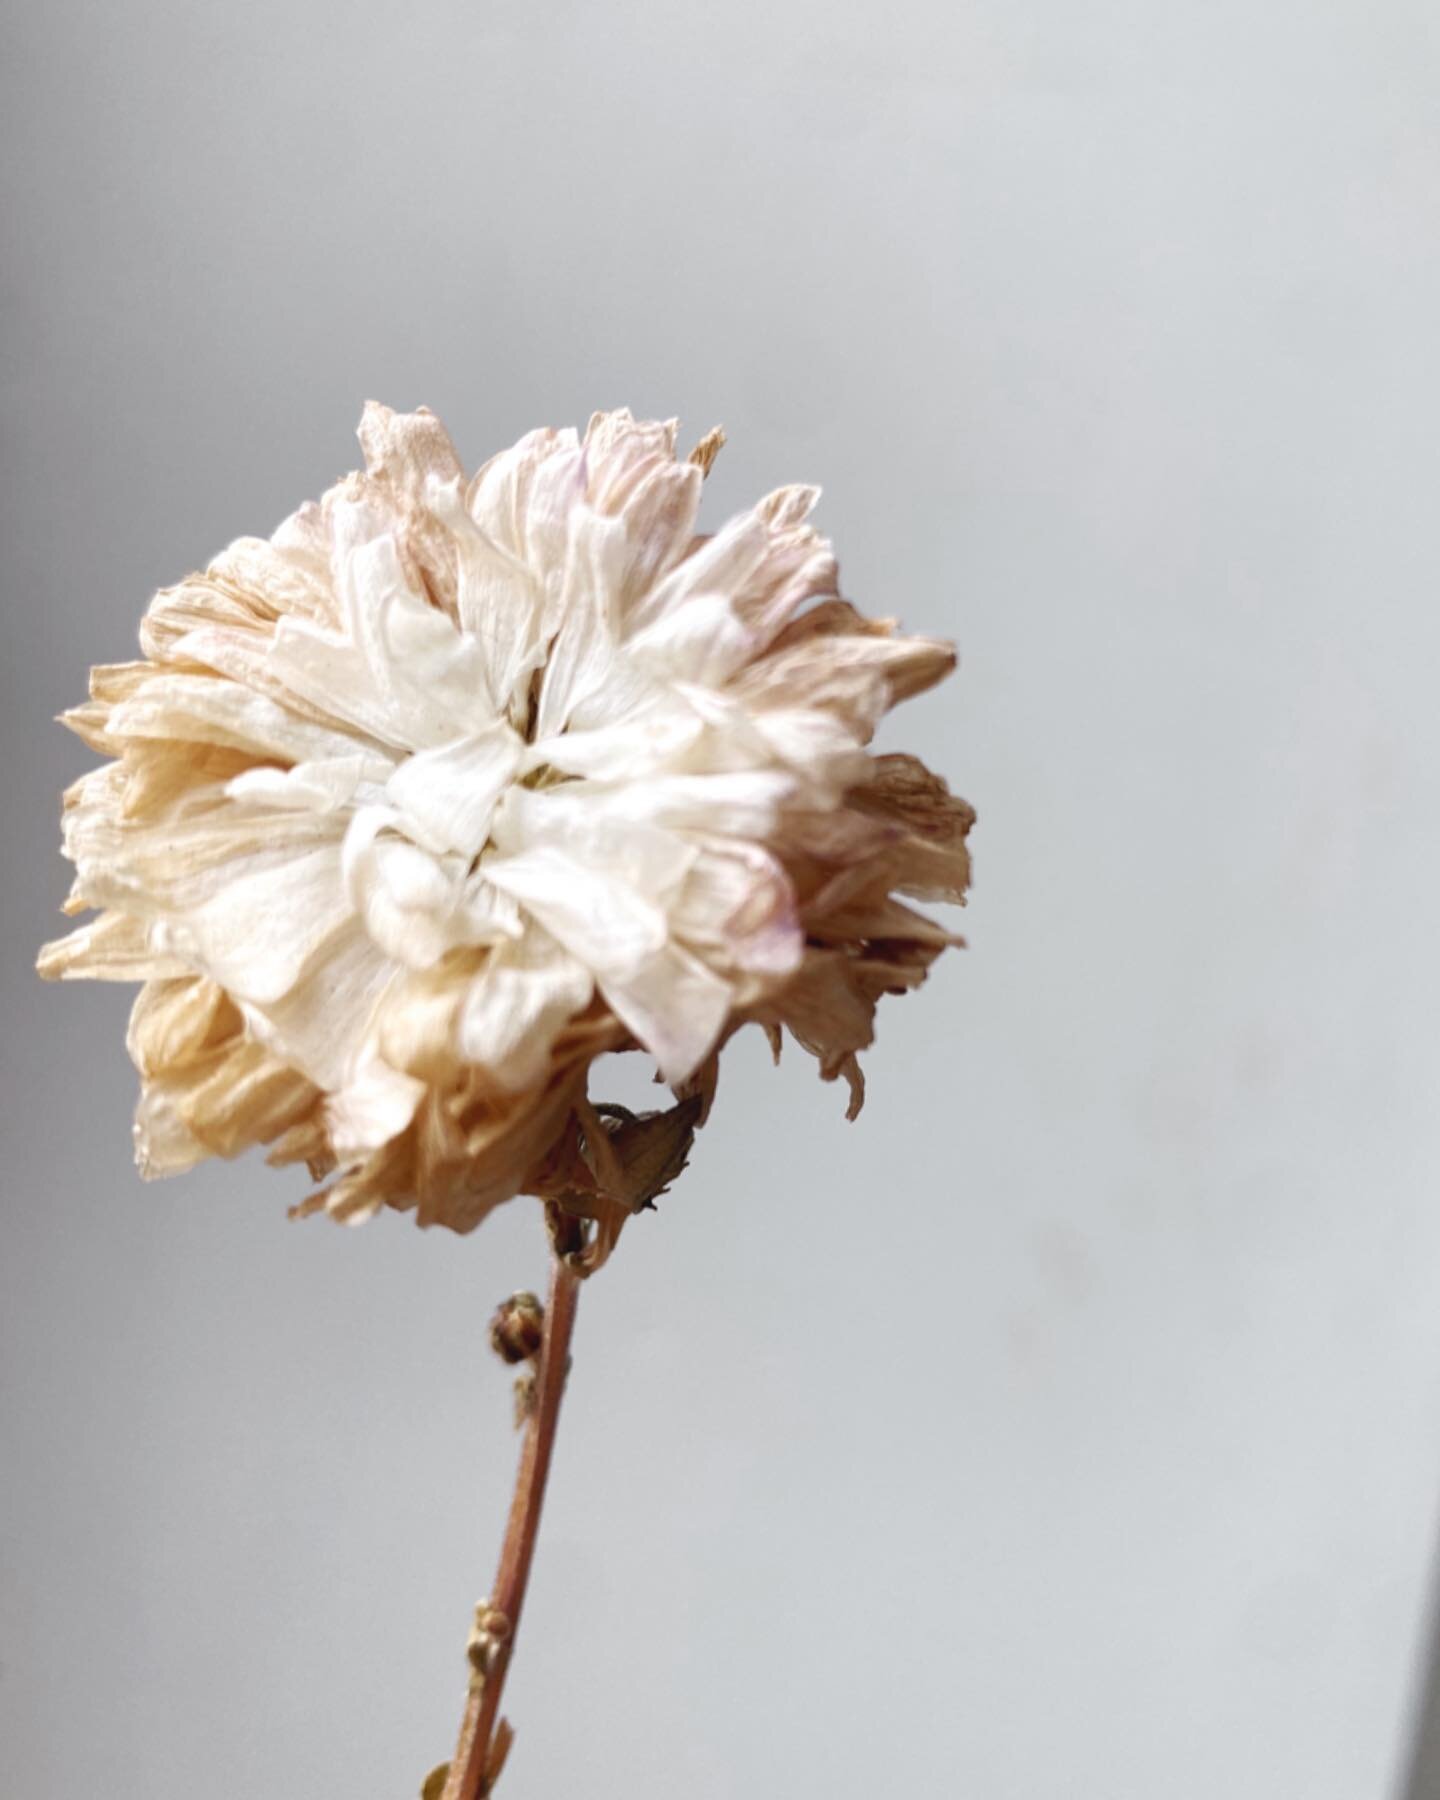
40 403 972 1245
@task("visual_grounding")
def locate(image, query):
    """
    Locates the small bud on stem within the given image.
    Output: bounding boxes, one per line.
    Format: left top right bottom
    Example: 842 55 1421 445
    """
489 1292 544 1365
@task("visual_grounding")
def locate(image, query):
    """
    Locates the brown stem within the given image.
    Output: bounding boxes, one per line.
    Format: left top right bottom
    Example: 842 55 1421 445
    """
441 1256 582 1800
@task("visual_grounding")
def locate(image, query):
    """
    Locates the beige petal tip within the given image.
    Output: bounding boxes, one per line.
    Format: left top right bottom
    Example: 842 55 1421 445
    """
687 426 727 476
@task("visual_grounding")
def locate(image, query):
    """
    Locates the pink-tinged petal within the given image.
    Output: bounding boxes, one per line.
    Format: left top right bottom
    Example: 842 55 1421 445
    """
671 841 803 978
581 410 703 606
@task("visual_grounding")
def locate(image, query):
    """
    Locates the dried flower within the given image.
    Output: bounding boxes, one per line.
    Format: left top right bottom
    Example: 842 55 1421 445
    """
40 405 972 1242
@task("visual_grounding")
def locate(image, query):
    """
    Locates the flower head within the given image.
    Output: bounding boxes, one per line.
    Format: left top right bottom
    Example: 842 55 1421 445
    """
41 406 972 1250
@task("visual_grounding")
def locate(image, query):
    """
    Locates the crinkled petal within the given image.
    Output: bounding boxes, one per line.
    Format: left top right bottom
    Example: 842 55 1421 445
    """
326 1049 427 1161
155 842 353 1004
341 806 464 971
481 845 669 982
227 755 383 813
384 722 523 859
598 941 732 1085
457 929 595 1089
39 911 189 982
429 478 544 721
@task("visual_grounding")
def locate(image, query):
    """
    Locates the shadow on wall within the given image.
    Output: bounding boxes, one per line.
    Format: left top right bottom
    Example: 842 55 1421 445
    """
1399 1534 1440 1800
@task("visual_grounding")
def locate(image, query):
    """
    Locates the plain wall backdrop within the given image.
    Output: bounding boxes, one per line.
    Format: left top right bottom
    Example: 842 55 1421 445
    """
4 3 1440 1797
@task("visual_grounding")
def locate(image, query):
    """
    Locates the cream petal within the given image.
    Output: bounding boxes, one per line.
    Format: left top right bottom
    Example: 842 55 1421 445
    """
582 409 678 491
562 645 661 735
532 508 630 741
521 443 589 584
266 617 412 751
226 755 382 814
325 1049 427 1161
358 401 463 489
526 696 703 782
749 708 872 792
356 402 466 616
241 918 397 1091
384 722 523 859
745 487 838 642
342 529 491 739
207 532 336 628
371 549 494 733
737 634 954 724
455 874 525 945
164 623 383 747
579 411 702 606
38 911 190 982
125 976 231 1078
633 486 835 648
625 591 755 687
466 426 581 563
63 797 346 920
134 1081 210 1177
665 681 782 772
597 941 732 1085
341 806 463 971
493 770 781 845
631 511 773 636
610 460 704 608
481 845 668 981
429 479 545 722
591 769 799 839
268 531 490 753
156 843 354 1004
105 674 364 764
456 930 594 1089
270 496 338 586
489 787 696 904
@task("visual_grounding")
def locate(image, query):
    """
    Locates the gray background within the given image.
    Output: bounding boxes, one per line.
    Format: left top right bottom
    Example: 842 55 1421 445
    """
3 3 1439 1796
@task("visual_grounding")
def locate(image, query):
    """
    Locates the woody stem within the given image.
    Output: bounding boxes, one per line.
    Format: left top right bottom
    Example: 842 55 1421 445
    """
441 1254 582 1800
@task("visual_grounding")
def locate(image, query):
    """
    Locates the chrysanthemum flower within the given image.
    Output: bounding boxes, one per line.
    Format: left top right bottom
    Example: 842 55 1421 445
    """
40 405 972 1248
